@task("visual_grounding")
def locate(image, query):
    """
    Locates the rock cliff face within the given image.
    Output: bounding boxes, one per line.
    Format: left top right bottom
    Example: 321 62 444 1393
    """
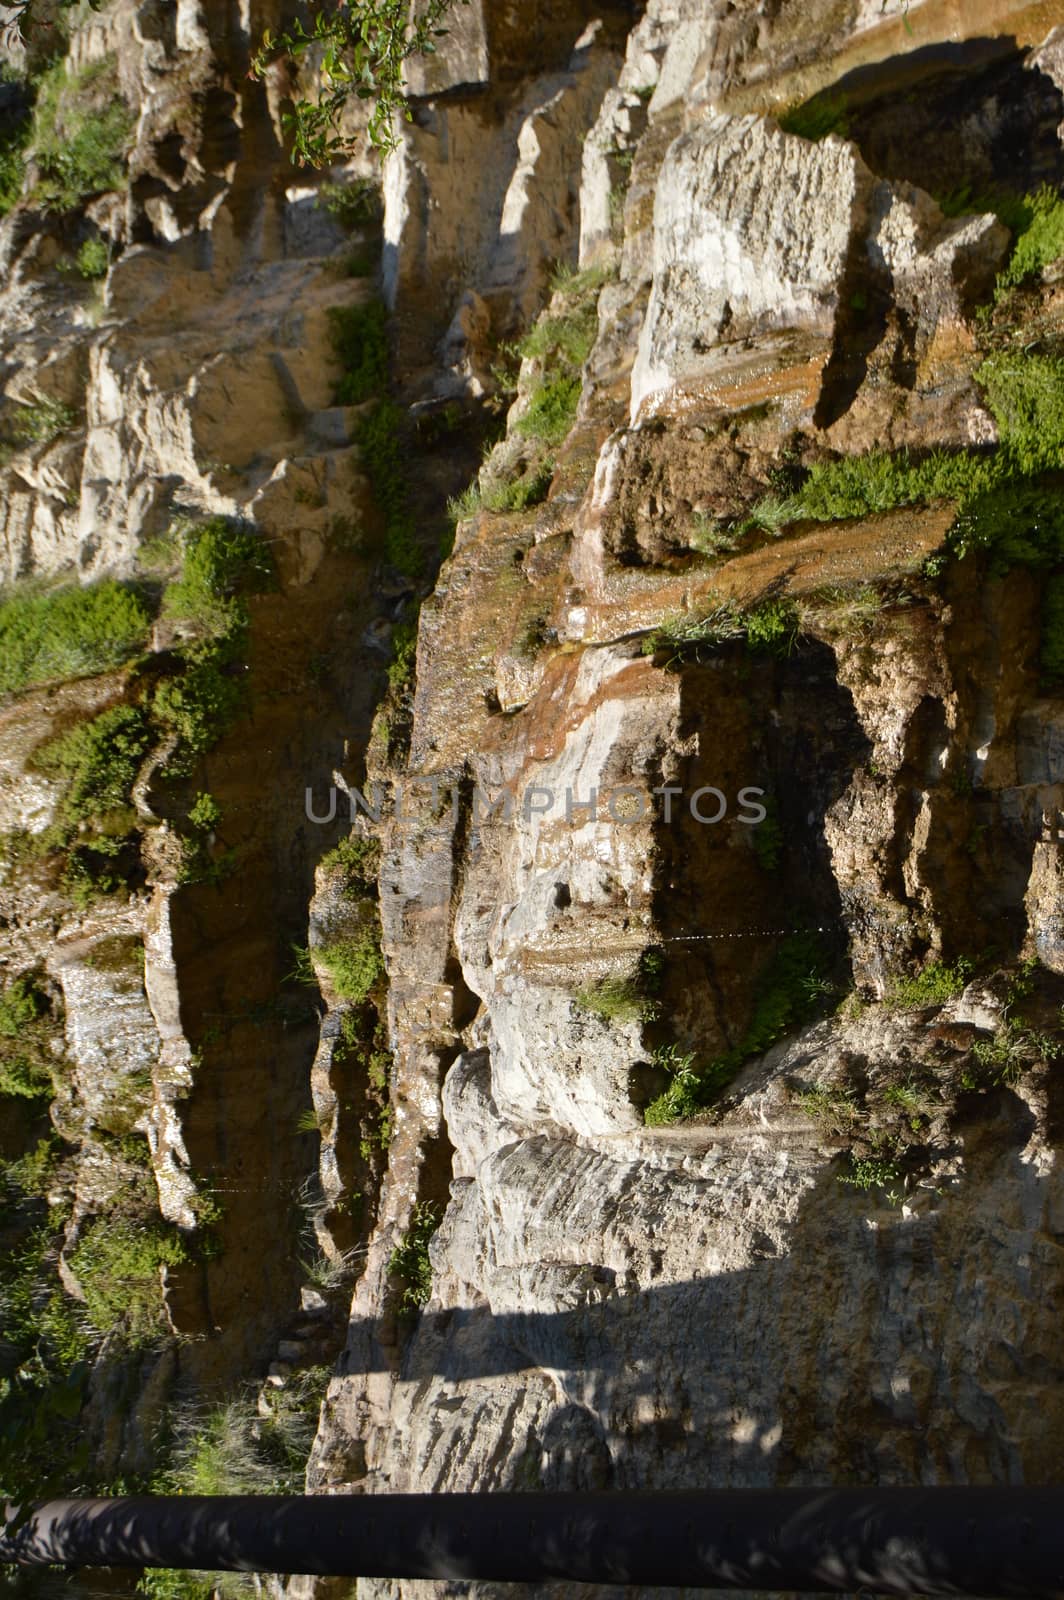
2 0 1064 1594
300 2 1064 1597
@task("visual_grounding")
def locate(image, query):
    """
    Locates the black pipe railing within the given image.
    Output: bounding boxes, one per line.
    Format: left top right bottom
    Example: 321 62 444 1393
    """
2 1488 1064 1593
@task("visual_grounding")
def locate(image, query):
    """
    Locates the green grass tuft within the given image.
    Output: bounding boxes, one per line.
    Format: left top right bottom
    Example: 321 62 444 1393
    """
888 958 973 1009
482 459 554 514
0 579 150 695
31 57 134 212
644 596 799 664
515 373 581 446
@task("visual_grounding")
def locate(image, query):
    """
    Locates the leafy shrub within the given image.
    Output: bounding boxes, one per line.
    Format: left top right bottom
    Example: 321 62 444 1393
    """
389 1201 439 1312
250 0 462 159
74 236 109 279
0 102 31 215
188 792 221 832
66 1215 188 1348
889 958 973 1009
315 927 384 1004
978 352 1064 475
152 656 245 766
11 397 76 444
163 518 274 638
2 1135 62 1200
35 704 151 825
0 1226 89 1375
744 597 799 655
0 1053 52 1098
948 482 1064 570
0 579 150 694
0 974 45 1037
31 57 134 212
329 301 388 405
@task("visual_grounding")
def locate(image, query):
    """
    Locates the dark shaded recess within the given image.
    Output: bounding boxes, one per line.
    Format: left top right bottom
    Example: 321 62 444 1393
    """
485 0 640 86
813 234 894 430
649 640 869 1053
839 38 1064 201
130 89 238 244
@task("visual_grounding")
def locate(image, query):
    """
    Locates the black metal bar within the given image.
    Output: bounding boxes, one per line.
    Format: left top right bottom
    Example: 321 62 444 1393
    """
2 1489 1064 1593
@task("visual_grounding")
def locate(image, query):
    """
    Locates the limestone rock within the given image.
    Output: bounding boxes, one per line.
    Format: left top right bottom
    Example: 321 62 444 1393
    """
630 117 874 420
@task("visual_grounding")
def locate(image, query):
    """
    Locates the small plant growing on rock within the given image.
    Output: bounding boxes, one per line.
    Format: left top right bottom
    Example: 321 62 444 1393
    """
12 398 76 445
320 833 380 890
575 948 664 1024
837 1150 901 1196
643 933 833 1126
30 57 134 212
963 1021 1060 1089
74 236 109 279
315 927 384 1005
689 514 740 557
388 1201 440 1314
994 184 1064 299
795 1082 859 1129
888 958 973 1010
163 518 274 639
643 596 799 665
66 1215 189 1349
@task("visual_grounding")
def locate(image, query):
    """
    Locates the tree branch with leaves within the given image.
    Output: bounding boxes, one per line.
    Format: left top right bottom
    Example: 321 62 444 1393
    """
250 0 466 163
